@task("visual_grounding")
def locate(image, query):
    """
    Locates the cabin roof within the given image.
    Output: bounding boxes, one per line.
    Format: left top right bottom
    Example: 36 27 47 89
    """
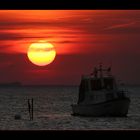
82 75 114 80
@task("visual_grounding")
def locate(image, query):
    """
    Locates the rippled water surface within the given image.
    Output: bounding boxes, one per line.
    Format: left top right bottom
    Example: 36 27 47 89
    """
0 86 140 130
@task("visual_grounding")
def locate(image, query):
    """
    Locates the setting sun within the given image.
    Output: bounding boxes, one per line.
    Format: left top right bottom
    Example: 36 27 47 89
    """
27 40 56 66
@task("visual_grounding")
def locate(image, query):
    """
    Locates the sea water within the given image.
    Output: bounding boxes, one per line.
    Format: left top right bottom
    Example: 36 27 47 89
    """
0 85 140 130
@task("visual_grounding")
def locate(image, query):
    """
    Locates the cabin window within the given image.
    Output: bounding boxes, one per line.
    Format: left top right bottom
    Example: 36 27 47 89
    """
85 80 89 91
90 79 102 90
78 80 86 104
103 78 114 89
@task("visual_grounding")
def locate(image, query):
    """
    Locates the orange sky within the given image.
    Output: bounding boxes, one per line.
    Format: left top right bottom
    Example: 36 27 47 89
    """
0 10 140 85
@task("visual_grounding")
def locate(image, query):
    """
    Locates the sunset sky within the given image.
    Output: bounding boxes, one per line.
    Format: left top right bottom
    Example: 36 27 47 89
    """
0 10 140 85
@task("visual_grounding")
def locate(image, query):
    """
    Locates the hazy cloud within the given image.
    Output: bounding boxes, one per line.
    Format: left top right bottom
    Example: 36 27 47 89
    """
105 22 136 30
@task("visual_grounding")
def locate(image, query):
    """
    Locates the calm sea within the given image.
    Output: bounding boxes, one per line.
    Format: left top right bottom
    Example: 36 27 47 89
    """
0 85 140 130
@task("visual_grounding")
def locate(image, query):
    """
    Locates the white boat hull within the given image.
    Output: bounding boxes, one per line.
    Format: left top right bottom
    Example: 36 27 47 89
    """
71 98 130 117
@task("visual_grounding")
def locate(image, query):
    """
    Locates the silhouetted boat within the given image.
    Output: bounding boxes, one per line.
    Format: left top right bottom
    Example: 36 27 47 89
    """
71 64 130 117
0 82 22 87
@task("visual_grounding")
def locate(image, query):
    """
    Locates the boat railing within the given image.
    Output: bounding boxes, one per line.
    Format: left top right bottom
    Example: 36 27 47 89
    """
124 90 130 98
117 90 130 98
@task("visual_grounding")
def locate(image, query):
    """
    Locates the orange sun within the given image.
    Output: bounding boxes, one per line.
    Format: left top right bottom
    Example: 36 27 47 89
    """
27 40 56 66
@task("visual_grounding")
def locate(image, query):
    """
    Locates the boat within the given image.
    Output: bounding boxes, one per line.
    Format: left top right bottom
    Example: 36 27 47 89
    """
71 64 130 117
0 82 22 87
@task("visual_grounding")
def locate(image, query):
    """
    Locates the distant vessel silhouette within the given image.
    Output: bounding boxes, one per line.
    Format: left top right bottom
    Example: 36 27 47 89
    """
71 64 130 117
0 82 22 87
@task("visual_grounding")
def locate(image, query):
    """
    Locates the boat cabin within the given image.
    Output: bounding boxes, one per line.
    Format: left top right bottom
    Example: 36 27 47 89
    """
78 64 120 104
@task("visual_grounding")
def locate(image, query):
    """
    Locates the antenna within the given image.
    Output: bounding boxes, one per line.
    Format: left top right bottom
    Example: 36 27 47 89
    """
110 60 112 70
99 62 102 78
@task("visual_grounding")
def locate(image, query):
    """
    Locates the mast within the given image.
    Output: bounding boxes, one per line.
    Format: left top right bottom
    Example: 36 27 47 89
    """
99 63 104 88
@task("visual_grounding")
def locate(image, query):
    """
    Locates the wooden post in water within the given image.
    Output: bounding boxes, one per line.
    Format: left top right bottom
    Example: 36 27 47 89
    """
28 98 34 120
32 98 33 120
28 99 31 120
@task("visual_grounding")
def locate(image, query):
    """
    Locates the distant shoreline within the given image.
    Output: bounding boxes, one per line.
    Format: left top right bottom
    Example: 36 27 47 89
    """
0 82 22 87
0 84 79 87
0 82 139 88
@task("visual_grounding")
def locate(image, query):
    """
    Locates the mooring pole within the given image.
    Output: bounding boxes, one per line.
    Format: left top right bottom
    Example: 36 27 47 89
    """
32 98 33 120
27 98 34 120
28 99 31 120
